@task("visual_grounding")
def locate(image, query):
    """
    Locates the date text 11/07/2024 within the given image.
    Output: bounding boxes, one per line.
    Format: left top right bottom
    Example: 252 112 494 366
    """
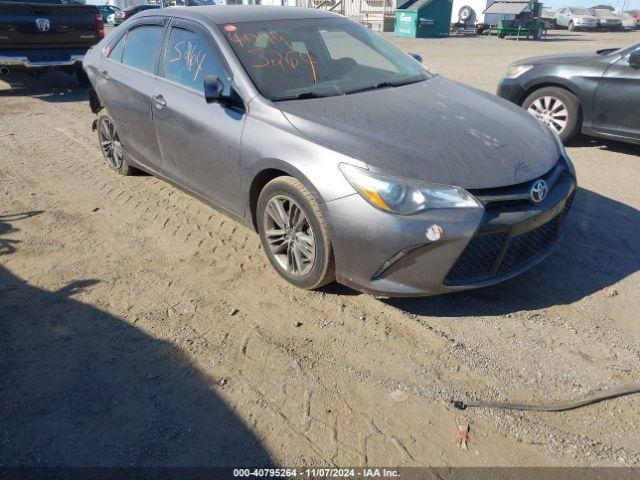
232 468 401 478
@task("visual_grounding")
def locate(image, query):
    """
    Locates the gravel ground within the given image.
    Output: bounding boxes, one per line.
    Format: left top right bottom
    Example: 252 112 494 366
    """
1 28 639 468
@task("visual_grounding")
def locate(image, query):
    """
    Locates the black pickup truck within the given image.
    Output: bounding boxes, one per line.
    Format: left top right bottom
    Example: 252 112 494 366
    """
0 0 104 83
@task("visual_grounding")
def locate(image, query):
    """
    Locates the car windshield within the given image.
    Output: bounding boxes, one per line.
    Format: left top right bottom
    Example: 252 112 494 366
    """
619 43 640 55
221 17 431 101
571 8 593 14
0 0 84 3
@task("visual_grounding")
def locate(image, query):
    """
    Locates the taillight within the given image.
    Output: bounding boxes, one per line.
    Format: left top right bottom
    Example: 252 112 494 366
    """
95 12 104 39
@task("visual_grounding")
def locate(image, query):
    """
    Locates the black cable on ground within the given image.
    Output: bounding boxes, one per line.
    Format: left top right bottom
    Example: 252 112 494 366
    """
451 385 640 412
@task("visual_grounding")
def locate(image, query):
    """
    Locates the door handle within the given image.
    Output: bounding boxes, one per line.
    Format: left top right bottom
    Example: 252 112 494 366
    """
152 95 166 110
99 70 110 80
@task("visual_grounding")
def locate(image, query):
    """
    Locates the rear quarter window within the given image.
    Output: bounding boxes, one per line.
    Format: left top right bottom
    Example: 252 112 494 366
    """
121 25 164 74
107 35 126 63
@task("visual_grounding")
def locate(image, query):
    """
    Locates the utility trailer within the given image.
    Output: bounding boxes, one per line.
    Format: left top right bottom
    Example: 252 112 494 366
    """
484 0 545 39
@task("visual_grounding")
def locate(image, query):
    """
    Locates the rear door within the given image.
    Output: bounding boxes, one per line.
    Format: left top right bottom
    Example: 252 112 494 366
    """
97 18 166 172
592 47 640 141
151 18 246 214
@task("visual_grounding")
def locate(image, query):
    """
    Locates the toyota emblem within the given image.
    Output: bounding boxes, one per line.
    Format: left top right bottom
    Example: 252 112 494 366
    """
530 179 548 203
35 18 50 32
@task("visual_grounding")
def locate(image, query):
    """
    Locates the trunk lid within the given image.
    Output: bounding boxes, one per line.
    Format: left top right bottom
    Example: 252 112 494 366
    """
0 1 100 50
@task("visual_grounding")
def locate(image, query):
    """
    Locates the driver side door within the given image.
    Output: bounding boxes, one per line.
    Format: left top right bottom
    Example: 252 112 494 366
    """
556 8 569 27
152 19 246 215
592 47 640 141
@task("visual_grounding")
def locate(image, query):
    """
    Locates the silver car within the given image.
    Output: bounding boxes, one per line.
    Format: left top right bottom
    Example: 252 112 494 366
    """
83 6 576 297
555 7 598 30
593 8 623 30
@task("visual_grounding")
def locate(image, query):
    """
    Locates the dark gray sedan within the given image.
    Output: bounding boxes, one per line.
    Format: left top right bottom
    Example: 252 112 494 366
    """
83 6 576 297
498 43 640 144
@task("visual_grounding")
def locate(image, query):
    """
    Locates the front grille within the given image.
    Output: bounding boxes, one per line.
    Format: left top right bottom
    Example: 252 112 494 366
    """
445 191 575 285
445 232 507 283
496 214 563 275
469 159 566 207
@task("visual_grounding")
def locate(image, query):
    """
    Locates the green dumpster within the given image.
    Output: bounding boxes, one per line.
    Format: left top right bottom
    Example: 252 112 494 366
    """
394 0 452 38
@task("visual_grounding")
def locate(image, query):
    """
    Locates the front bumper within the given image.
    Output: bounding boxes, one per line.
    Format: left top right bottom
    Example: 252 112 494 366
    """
599 21 622 29
497 78 527 105
574 22 598 29
0 50 86 70
326 162 576 297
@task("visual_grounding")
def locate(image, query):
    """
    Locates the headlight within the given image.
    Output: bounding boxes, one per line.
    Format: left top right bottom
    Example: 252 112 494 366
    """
504 65 533 79
339 164 481 215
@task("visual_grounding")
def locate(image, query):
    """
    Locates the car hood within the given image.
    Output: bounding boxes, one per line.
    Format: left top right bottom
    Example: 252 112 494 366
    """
512 52 600 66
277 77 557 190
573 14 597 20
596 13 621 20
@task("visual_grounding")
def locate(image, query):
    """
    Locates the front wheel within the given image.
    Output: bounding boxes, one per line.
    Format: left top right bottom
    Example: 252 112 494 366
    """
257 177 335 290
522 87 581 142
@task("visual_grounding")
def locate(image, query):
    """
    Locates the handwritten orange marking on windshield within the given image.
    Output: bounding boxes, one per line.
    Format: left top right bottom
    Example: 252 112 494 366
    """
304 52 317 83
272 51 285 71
227 32 244 49
249 48 269 68
285 50 299 71
226 30 318 82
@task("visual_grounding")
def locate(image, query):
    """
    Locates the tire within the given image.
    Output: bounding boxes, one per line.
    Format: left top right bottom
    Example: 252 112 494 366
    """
96 109 136 175
568 21 575 31
257 176 335 290
458 5 472 22
534 26 544 40
522 86 581 142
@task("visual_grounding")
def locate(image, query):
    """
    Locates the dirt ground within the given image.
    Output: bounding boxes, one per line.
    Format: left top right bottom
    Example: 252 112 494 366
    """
1 29 640 468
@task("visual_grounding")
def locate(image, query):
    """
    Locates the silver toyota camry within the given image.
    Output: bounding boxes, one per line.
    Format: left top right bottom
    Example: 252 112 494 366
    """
83 6 576 297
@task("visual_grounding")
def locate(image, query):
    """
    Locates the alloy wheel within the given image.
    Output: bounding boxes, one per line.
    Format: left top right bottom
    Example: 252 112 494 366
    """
263 195 315 276
98 117 124 170
527 96 568 134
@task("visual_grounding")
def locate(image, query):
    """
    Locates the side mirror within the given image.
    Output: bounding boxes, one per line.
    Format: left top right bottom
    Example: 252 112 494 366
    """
410 53 423 63
204 75 224 104
629 51 640 69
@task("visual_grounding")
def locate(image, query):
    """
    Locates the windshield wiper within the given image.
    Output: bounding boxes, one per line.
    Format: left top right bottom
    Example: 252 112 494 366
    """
295 92 326 99
273 91 335 101
344 78 424 96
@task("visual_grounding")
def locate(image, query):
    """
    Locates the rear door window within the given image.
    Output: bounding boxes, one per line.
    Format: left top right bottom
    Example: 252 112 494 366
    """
122 25 164 74
163 27 227 93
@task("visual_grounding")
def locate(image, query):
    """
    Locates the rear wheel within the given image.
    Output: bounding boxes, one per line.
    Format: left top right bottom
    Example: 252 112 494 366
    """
97 110 135 175
534 25 544 40
522 86 581 142
257 177 335 290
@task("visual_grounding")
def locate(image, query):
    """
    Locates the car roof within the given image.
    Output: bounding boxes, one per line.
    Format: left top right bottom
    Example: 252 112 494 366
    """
137 5 337 24
125 3 157 10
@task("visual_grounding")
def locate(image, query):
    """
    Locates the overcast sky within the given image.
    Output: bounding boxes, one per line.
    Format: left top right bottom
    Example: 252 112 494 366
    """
542 0 638 9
